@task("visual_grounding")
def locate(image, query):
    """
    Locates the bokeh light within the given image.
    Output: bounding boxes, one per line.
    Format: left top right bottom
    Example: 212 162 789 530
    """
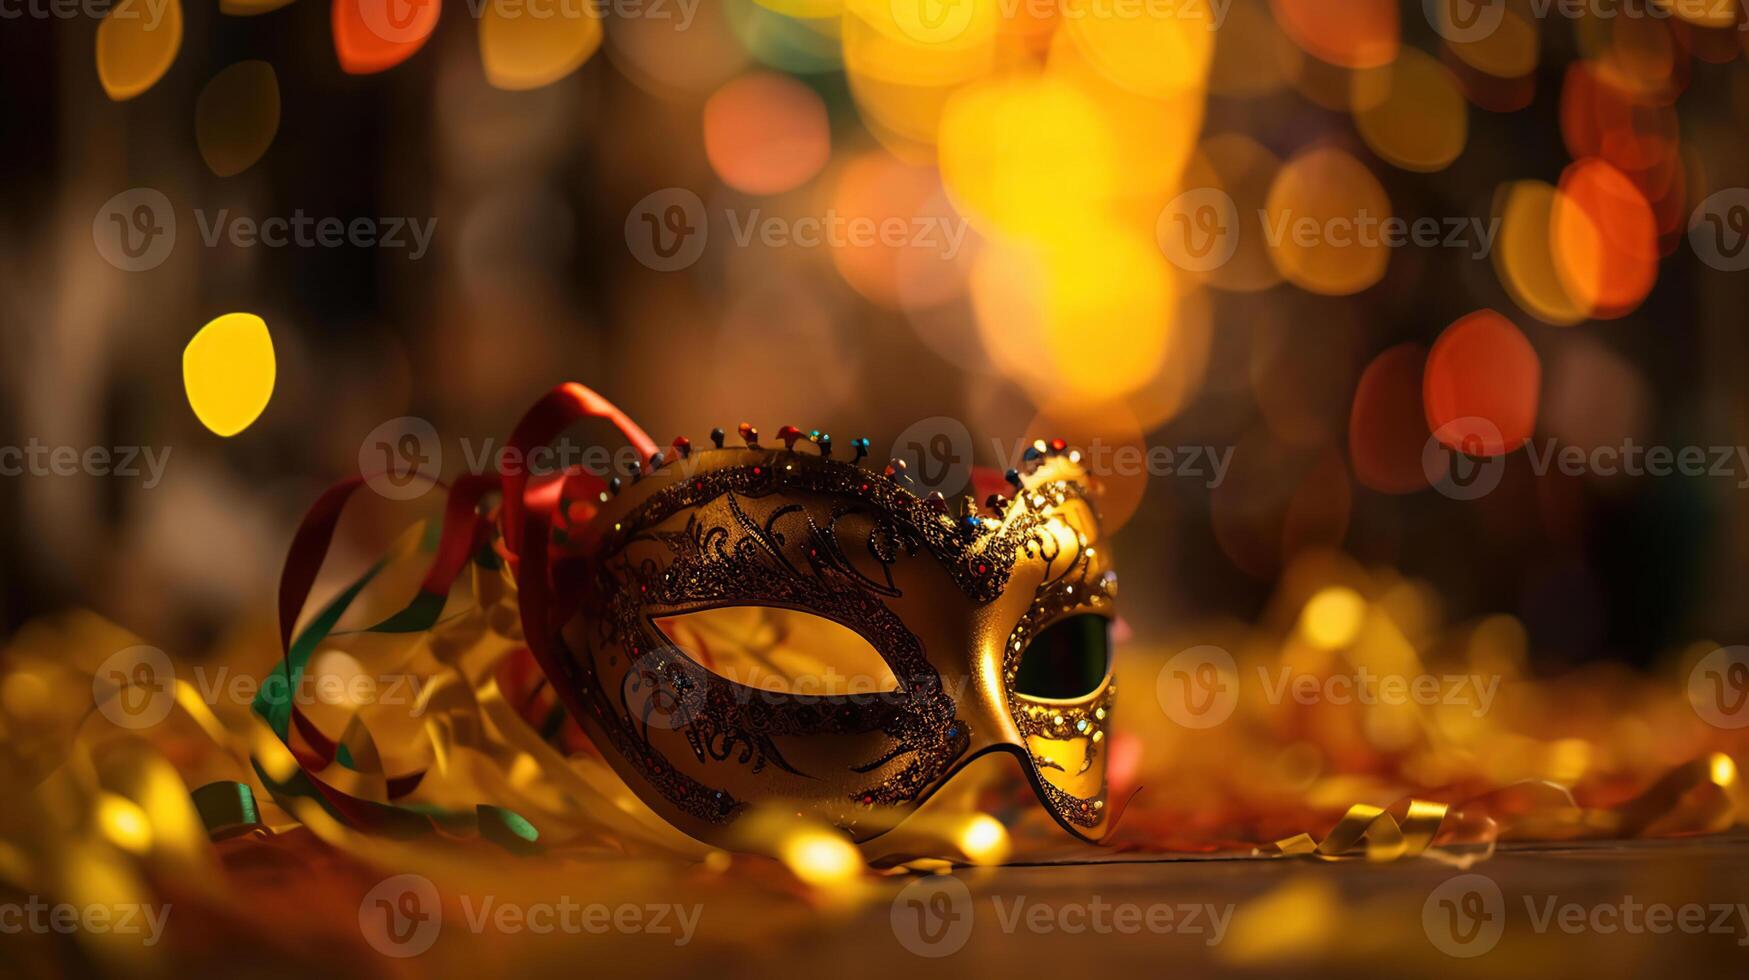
195 61 280 178
183 313 277 438
95 0 182 100
705 72 832 195
479 1 602 91
1264 146 1392 295
1424 309 1540 455
1352 47 1468 173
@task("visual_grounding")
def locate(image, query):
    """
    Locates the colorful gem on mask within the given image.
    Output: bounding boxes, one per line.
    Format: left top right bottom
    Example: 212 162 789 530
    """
738 423 759 447
673 436 692 459
778 425 804 450
710 428 726 449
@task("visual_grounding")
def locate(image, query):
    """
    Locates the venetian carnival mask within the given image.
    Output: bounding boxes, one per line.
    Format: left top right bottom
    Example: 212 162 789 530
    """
498 384 1119 845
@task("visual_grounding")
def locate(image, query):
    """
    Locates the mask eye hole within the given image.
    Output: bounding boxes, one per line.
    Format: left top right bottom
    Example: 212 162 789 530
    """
651 606 900 696
1013 614 1110 700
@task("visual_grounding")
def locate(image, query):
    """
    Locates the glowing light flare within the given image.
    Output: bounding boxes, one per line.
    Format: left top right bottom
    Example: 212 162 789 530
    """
1300 587 1367 650
1423 310 1540 455
955 814 1011 865
1494 180 1588 326
1262 146 1392 296
1552 158 1659 320
970 228 1174 401
332 0 439 75
704 72 831 195
195 61 280 177
1046 35 1208 205
1348 343 1435 494
184 313 276 437
827 152 969 310
1352 48 1468 173
939 75 1121 239
479 0 601 90
777 829 862 885
96 795 154 855
1058 0 1215 98
95 0 183 100
1270 0 1397 69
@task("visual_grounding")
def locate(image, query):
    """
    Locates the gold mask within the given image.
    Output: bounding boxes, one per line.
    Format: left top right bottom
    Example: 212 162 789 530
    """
506 385 1118 845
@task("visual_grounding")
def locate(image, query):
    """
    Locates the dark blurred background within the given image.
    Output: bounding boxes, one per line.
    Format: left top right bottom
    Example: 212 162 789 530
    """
3 0 1748 671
